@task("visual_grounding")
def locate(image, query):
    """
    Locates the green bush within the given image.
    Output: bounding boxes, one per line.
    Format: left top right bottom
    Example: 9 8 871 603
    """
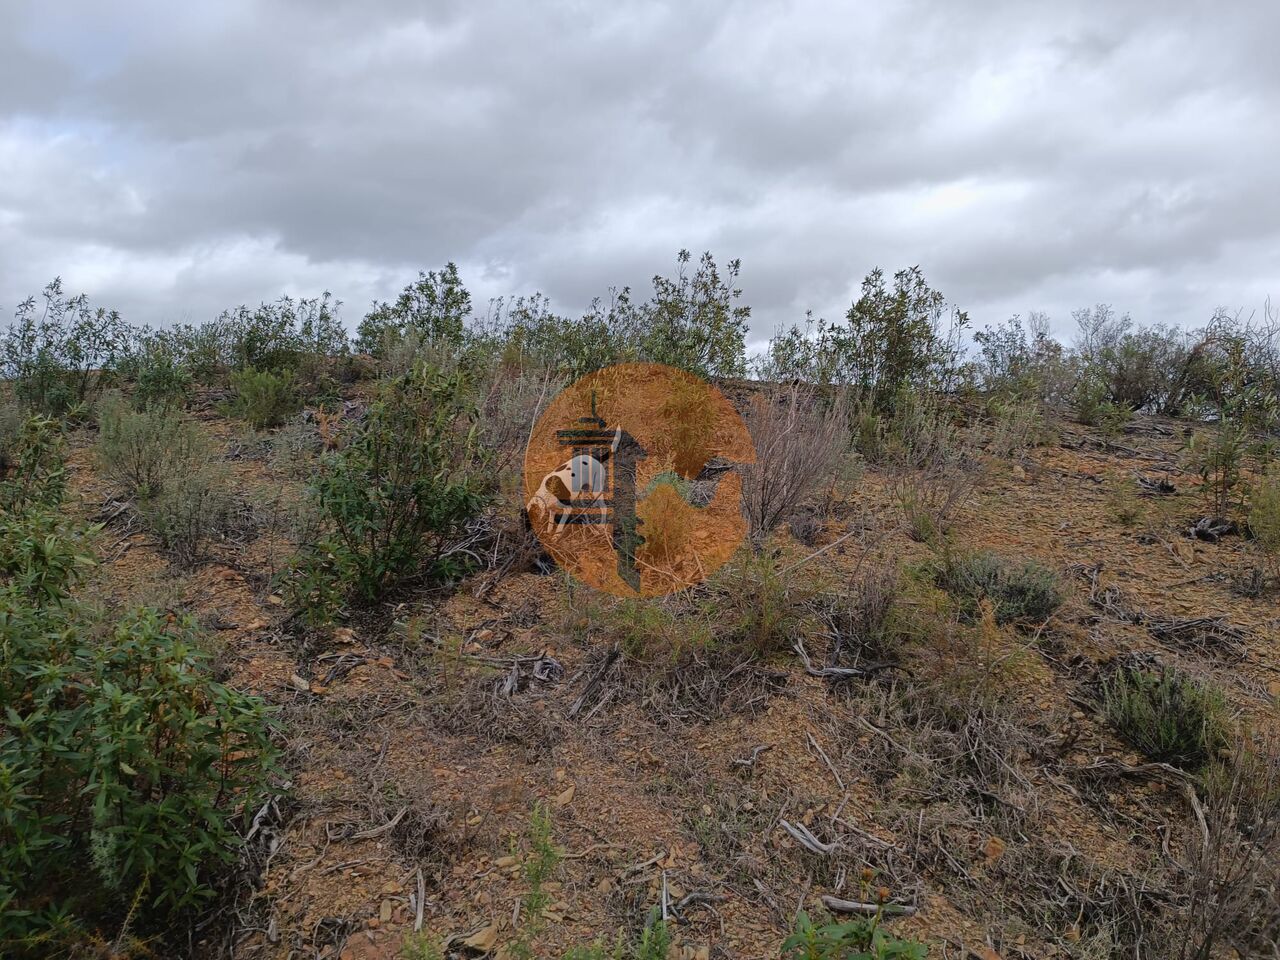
704 551 820 660
0 403 22 472
936 550 1063 625
356 263 470 357
759 266 967 412
0 434 277 952
783 909 927 959
0 601 278 949
128 342 192 413
0 415 66 514
97 401 211 501
291 364 489 617
1 279 132 418
1073 377 1132 435
223 367 300 428
1102 665 1228 768
490 251 749 379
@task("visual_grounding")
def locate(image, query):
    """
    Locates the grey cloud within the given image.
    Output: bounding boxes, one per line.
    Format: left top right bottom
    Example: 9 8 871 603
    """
1 0 1277 344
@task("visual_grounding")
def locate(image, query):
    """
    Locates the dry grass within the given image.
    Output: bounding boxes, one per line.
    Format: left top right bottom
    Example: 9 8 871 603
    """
739 384 850 548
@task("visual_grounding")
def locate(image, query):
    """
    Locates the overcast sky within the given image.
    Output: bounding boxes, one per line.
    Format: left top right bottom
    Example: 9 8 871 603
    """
3 1 1278 349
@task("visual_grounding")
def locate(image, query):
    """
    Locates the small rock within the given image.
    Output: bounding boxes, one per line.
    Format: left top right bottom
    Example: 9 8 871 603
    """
462 924 498 952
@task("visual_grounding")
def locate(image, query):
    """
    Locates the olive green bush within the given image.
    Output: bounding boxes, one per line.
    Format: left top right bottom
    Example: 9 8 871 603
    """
1 279 132 418
97 399 211 501
0 422 277 954
290 364 490 618
936 550 1063 625
1101 665 1228 769
1249 465 1280 574
223 367 301 428
760 266 968 412
783 909 927 959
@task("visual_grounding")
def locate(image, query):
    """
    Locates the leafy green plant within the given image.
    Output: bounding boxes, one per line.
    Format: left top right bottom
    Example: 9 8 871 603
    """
935 550 1063 625
1 278 132 417
0 415 67 513
759 266 967 412
508 803 562 960
128 342 192 413
290 364 489 617
0 602 278 947
0 436 277 951
783 909 927 959
1102 665 1228 768
631 908 672 960
704 550 820 659
489 251 749 378
399 933 445 960
223 367 300 429
1073 377 1133 436
357 263 471 357
640 250 750 379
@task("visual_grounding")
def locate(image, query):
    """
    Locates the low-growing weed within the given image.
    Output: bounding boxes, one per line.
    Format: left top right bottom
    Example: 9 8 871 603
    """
935 550 1063 625
1101 665 1228 768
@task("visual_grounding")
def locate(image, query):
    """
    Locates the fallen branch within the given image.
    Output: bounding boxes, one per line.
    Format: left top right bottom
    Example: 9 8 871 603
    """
780 819 838 855
820 896 917 917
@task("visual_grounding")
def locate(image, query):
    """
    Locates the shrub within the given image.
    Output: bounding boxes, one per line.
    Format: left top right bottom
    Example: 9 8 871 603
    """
1 279 132 418
1072 305 1193 414
485 251 749 378
584 594 713 668
884 391 1001 543
128 341 192 413
0 599 277 947
703 550 820 660
0 415 66 514
936 550 1063 625
740 385 849 549
639 250 750 378
1173 737 1280 959
759 266 967 412
97 401 211 501
223 367 300 428
972 311 1071 404
1249 465 1280 572
356 264 471 357
783 909 927 959
1101 665 1228 768
292 364 489 616
818 564 903 666
0 404 24 478
136 464 235 569
1073 377 1133 435
0 438 277 950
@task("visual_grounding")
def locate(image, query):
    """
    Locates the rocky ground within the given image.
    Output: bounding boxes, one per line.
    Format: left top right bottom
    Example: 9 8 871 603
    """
64 398 1280 960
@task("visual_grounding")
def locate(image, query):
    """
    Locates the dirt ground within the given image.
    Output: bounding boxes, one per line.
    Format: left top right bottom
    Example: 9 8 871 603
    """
63 400 1280 960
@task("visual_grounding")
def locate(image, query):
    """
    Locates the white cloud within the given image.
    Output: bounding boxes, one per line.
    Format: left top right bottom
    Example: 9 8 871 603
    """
1 0 1277 341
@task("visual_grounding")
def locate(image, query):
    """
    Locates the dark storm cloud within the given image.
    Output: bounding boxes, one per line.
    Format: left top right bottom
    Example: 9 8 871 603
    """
2 0 1278 342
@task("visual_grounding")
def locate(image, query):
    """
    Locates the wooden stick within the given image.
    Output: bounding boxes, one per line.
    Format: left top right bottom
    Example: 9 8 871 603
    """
821 896 917 917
